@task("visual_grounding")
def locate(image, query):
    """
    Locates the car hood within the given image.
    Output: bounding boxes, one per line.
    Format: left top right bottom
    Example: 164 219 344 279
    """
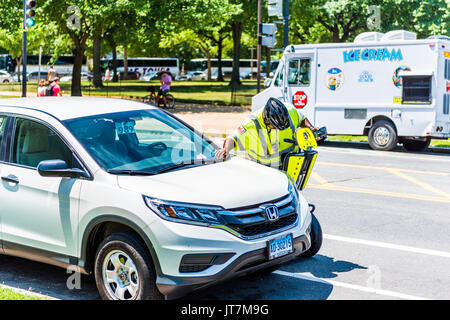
117 157 289 209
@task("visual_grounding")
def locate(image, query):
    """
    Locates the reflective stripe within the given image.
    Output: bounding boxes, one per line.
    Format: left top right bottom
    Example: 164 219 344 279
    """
233 107 300 168
249 115 269 156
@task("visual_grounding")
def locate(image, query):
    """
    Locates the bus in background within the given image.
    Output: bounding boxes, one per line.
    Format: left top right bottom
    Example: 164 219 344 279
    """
189 58 258 77
102 57 180 79
261 60 279 77
0 54 15 73
0 54 88 78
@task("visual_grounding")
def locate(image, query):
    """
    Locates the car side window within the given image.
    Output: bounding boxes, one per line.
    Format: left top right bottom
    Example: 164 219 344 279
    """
12 118 79 169
0 115 7 151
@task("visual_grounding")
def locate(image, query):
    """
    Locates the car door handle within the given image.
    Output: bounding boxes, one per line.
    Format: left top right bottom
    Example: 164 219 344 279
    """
1 175 19 184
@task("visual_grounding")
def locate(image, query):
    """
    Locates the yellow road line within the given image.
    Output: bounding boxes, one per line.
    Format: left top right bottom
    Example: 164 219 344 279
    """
317 161 449 176
310 172 329 185
386 168 450 199
308 183 450 203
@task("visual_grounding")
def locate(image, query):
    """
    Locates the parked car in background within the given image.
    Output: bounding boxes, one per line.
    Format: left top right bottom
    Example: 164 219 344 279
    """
211 71 232 80
140 71 159 81
60 72 93 82
239 71 258 80
176 71 207 81
26 71 49 82
0 70 14 83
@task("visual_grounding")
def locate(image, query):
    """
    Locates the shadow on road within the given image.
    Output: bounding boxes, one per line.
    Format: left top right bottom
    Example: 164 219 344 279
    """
279 254 367 279
186 254 366 300
0 253 366 300
0 255 99 300
185 270 334 300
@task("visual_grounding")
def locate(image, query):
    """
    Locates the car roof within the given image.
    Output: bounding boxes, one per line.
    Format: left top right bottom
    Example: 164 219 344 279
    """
0 97 156 121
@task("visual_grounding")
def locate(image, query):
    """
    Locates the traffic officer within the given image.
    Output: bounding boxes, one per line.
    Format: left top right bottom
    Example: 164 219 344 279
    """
215 97 318 168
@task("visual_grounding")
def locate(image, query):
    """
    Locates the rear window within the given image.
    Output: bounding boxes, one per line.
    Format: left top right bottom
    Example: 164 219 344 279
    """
445 60 450 80
402 76 432 104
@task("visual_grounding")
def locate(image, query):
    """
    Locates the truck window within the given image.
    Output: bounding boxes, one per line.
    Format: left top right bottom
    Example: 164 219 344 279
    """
402 76 432 104
445 60 449 79
274 64 284 87
287 58 311 86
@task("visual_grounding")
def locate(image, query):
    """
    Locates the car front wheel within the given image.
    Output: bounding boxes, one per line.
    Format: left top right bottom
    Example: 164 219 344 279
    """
300 213 322 258
94 232 163 300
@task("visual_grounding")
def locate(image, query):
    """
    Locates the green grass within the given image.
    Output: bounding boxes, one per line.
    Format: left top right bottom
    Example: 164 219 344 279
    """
79 80 257 105
0 285 48 300
0 79 258 105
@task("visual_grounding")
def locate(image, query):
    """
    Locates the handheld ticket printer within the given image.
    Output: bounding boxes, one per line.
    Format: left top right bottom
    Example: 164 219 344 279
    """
282 128 319 190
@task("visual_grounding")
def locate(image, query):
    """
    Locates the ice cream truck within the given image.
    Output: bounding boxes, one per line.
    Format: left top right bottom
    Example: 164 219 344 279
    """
252 30 450 151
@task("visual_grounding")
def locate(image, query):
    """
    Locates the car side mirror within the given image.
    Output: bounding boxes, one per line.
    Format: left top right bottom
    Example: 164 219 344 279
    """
264 78 273 88
37 160 87 179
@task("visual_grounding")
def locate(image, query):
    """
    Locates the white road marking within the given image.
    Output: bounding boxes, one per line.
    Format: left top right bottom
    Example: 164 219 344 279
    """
324 234 450 258
273 270 430 300
317 146 450 163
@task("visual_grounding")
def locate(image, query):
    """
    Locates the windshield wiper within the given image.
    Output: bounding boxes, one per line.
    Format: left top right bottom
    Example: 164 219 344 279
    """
155 162 203 174
107 169 156 176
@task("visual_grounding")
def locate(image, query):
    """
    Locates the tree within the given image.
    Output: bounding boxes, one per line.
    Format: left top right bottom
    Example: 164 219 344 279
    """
379 0 450 38
228 0 257 87
159 0 242 81
41 0 145 96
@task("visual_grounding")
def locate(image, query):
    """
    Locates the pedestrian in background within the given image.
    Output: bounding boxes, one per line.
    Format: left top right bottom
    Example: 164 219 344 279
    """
37 79 47 97
51 77 63 96
105 67 112 81
159 70 172 107
47 65 57 82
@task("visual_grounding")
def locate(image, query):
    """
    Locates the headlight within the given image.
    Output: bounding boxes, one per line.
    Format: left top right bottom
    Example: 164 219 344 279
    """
143 196 224 226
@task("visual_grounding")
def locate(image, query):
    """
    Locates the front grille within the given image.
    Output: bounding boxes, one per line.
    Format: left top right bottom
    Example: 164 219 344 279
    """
229 213 297 237
217 194 299 239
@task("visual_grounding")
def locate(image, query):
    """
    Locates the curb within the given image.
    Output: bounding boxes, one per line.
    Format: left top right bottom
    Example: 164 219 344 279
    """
204 132 228 138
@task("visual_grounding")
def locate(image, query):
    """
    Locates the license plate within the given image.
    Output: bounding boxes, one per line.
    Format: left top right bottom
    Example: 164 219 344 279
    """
267 234 293 260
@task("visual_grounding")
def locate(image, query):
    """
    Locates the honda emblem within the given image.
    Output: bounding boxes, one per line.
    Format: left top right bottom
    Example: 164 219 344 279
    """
261 204 279 222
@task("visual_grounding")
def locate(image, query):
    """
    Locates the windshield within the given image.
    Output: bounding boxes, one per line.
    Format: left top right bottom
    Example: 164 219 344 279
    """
63 109 217 174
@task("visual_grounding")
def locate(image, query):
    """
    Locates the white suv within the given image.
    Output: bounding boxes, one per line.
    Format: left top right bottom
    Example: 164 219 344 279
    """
0 97 322 300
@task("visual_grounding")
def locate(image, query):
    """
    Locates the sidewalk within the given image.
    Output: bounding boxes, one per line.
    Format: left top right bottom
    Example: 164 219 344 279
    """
169 103 251 137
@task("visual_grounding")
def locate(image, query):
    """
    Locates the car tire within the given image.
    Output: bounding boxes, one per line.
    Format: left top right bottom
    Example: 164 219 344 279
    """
3 79 9 83
368 120 398 151
94 232 163 300
402 137 431 152
300 213 322 258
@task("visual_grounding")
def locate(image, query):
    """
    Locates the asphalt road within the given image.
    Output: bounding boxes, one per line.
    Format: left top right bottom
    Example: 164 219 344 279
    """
0 142 449 300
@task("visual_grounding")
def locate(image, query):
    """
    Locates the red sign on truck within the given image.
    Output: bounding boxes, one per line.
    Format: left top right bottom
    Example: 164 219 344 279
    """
293 91 308 109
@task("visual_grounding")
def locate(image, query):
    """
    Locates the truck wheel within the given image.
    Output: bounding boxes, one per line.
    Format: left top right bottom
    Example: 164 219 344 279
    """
402 138 430 152
301 213 322 258
368 120 398 151
94 232 163 300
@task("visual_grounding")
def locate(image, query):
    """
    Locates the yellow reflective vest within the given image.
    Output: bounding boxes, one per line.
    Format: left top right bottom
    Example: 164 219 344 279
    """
230 104 305 168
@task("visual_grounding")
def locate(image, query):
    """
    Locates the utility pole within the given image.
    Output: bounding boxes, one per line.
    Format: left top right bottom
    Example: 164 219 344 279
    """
256 0 262 93
22 0 27 97
249 47 255 80
283 0 289 48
